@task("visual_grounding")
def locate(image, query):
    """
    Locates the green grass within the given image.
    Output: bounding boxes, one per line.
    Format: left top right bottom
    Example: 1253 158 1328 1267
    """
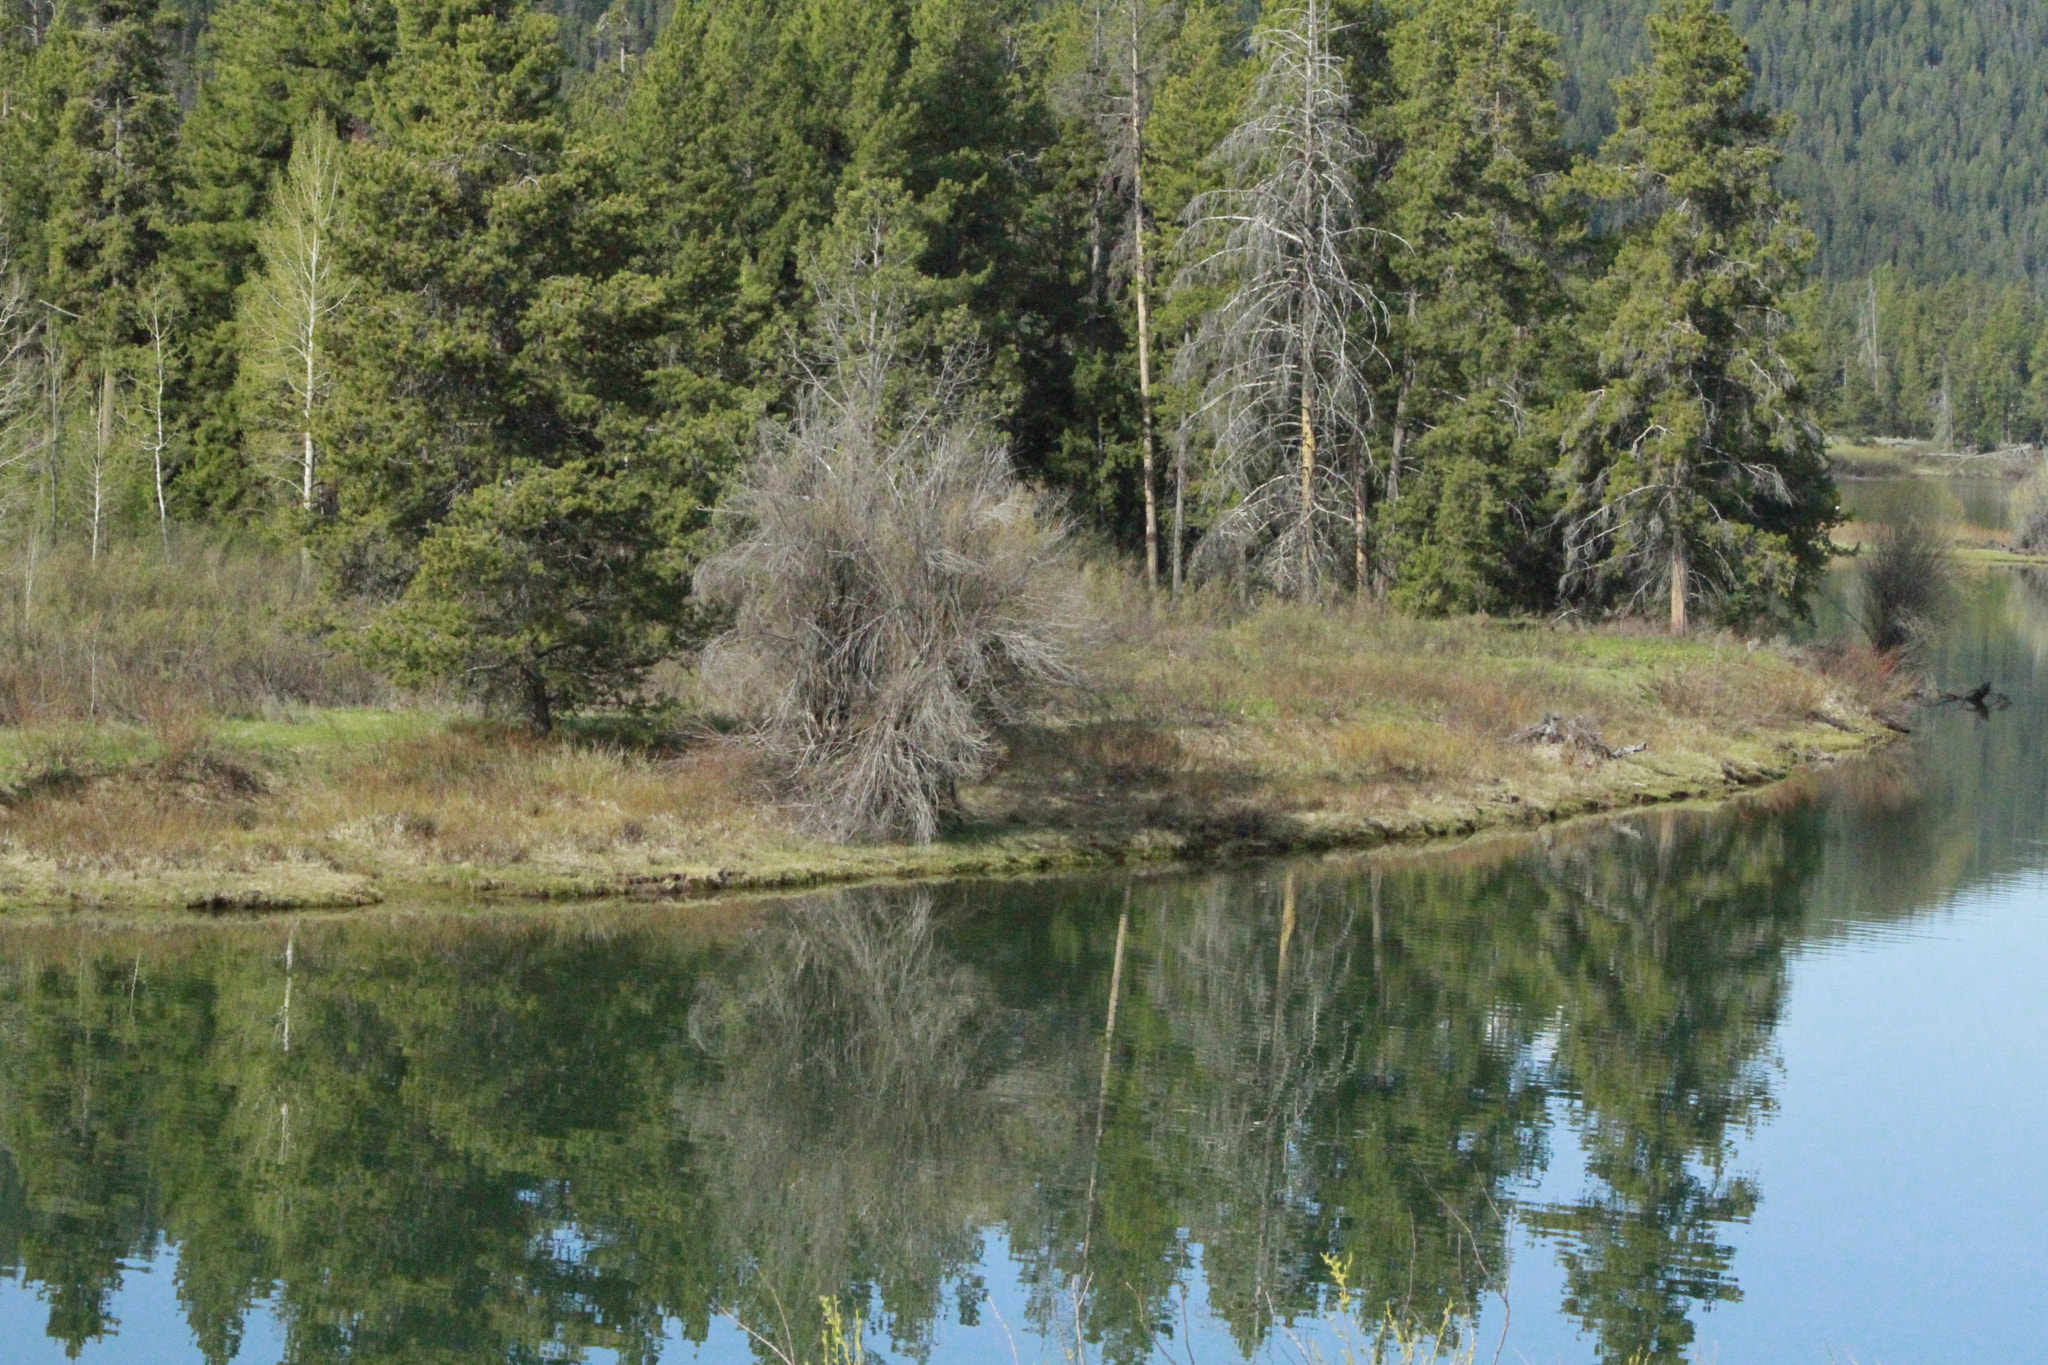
0 593 1909 914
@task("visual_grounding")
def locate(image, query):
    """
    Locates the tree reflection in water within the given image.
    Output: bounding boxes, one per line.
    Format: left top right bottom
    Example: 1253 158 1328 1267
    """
0 785 1929 1365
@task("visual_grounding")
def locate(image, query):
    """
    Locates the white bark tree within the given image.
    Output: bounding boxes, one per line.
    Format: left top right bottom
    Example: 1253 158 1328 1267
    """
1172 0 1381 597
0 268 44 559
244 120 351 514
1074 0 1178 591
139 278 174 552
0 267 38 461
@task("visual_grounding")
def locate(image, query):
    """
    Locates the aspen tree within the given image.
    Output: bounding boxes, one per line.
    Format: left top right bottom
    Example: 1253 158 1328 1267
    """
243 119 348 514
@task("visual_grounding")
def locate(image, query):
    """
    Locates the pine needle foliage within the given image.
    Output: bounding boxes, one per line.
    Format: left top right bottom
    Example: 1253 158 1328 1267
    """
1559 0 1832 632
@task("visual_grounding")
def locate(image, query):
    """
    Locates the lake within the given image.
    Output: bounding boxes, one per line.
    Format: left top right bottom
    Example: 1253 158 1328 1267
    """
1 569 2044 1365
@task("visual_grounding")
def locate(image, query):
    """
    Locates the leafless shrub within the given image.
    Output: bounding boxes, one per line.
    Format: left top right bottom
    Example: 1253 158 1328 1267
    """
0 535 384 725
2010 466 2048 552
697 186 1079 844
1860 511 1952 653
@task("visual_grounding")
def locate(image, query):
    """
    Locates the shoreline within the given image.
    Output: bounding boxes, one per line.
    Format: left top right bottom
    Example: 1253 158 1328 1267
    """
0 710 1896 918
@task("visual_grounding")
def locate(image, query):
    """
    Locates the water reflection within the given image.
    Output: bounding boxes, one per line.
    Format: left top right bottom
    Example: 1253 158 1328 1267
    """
0 801 1880 1365
3 568 2047 1365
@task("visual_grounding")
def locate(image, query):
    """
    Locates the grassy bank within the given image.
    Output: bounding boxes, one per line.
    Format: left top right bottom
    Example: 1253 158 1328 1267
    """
0 581 1906 911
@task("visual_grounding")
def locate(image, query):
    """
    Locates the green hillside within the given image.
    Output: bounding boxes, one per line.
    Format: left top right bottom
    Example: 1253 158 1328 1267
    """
1531 0 2048 283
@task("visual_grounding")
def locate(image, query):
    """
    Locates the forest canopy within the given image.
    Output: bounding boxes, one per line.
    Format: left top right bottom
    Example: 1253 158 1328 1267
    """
0 0 2018 731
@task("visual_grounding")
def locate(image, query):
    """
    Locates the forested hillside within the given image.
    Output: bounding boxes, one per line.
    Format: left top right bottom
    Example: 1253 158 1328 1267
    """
1531 0 2048 284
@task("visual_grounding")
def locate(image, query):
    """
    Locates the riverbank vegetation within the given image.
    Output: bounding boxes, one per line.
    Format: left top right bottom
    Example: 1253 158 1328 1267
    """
0 538 1903 909
0 0 1892 898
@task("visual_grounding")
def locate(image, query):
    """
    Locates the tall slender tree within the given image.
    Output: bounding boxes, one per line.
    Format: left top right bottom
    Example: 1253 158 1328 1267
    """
1559 0 1831 631
1173 0 1380 597
240 117 348 515
1141 0 1246 594
1073 0 1176 590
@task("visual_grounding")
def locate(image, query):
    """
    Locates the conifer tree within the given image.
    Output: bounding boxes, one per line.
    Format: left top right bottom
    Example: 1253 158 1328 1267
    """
1375 0 1579 614
28 0 177 543
37 0 176 333
1560 0 1831 631
334 0 690 730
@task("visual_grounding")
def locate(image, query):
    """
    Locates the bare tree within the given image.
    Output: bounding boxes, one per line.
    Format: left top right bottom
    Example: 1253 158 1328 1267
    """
1072 0 1178 592
1172 0 1381 597
0 267 44 578
0 266 39 462
138 277 174 553
244 120 350 514
698 186 1078 845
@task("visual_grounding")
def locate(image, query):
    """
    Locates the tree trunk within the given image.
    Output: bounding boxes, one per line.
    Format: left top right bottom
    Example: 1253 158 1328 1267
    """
1171 422 1186 598
524 667 554 736
1352 446 1367 592
1388 366 1408 505
1130 36 1158 595
1134 181 1158 594
44 333 61 532
1669 537 1688 633
1299 380 1316 593
92 362 113 563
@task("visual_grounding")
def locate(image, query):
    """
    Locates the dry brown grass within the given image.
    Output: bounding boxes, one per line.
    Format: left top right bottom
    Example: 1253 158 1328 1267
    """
0 536 383 726
0 571 1894 909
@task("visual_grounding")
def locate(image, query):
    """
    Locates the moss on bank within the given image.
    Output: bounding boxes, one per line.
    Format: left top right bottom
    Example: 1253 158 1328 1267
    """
0 604 1904 912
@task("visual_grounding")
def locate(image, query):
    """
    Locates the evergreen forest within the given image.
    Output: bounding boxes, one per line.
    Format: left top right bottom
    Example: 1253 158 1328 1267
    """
0 0 2032 731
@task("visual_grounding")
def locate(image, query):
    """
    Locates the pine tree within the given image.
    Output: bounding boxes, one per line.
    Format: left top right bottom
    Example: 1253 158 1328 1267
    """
1560 0 1831 631
37 0 177 335
30 0 177 546
1375 0 1579 614
332 0 690 730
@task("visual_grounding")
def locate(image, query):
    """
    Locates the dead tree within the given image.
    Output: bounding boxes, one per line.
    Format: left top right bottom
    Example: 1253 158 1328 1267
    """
698 187 1078 844
1172 0 1381 597
1072 0 1178 591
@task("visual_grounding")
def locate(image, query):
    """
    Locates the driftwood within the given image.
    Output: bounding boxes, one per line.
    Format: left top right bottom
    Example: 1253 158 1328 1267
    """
1926 681 2010 713
1508 714 1647 763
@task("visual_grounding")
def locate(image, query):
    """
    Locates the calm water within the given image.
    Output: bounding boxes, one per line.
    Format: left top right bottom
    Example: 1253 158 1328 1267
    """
3 578 2047 1365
